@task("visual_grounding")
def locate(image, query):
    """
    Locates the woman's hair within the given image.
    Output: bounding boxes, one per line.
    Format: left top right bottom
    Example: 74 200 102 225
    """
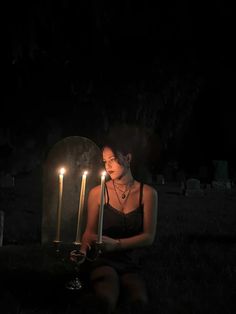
101 125 136 157
100 124 152 183
101 140 132 158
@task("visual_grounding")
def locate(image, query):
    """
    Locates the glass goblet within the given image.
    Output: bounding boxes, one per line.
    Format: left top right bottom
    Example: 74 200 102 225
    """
65 249 86 290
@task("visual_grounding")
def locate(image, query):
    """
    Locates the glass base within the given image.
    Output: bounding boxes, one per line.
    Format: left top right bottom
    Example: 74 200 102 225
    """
65 277 82 290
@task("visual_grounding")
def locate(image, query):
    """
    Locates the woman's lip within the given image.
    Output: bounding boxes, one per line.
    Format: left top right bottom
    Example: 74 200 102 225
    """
108 171 114 175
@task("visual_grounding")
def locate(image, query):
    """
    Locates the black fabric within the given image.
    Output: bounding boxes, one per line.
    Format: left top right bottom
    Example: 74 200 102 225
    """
86 183 144 274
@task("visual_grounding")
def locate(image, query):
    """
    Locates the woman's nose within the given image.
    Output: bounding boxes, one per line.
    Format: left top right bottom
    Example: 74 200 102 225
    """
106 164 112 171
105 161 112 168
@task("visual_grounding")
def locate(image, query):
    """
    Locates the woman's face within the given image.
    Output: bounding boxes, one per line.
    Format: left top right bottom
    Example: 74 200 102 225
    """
102 146 129 180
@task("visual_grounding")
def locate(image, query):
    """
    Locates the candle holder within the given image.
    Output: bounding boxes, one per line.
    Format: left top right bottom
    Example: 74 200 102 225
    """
65 241 103 290
86 242 103 262
51 240 84 290
65 243 86 290
53 240 63 263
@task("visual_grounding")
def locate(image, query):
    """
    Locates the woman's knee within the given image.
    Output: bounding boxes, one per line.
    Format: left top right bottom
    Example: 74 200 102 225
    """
95 293 117 313
121 272 149 311
131 293 149 306
129 296 149 314
90 266 120 313
90 265 119 283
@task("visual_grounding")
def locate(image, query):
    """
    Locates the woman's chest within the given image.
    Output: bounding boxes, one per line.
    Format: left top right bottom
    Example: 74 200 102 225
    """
105 187 141 214
102 205 143 238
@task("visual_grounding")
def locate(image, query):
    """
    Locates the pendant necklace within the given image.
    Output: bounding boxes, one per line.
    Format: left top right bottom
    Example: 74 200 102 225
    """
113 180 134 205
113 181 130 198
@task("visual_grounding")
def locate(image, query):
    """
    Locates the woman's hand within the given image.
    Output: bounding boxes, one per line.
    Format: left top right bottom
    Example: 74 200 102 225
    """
69 233 97 263
101 236 120 252
79 232 97 254
69 250 86 264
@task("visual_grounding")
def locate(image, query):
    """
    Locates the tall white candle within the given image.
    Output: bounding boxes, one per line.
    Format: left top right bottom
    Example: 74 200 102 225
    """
97 171 106 244
55 167 65 242
75 171 88 244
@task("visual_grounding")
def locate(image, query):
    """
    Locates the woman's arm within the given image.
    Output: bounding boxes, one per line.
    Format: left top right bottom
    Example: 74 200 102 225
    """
102 185 158 252
79 185 100 254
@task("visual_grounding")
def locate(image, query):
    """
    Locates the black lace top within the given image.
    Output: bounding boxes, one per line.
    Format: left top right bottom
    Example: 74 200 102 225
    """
103 182 144 238
87 182 144 274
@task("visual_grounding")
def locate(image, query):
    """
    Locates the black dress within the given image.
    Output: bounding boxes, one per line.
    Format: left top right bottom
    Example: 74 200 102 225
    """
86 182 144 275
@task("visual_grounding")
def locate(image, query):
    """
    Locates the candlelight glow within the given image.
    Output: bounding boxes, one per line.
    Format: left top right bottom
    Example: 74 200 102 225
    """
59 168 65 175
75 169 88 244
97 170 106 244
55 167 65 243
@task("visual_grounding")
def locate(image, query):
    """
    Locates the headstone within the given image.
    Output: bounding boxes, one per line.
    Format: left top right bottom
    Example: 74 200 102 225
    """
212 160 231 190
163 165 174 183
213 160 229 181
0 210 4 246
42 136 102 244
0 173 14 188
185 178 204 197
176 170 186 184
163 160 179 182
211 180 231 191
198 165 209 182
180 181 186 195
156 174 165 185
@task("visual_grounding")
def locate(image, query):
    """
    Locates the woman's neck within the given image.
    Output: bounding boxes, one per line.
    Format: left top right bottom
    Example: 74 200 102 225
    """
114 171 134 186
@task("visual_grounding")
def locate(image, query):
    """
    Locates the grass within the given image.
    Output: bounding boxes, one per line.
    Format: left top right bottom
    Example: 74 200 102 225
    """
0 184 235 313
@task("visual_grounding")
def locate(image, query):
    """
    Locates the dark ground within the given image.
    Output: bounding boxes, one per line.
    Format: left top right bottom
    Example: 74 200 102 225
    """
4 4 236 312
0 183 236 314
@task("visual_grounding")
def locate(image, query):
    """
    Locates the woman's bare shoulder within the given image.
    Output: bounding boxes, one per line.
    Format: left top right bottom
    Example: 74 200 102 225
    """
88 185 101 196
143 183 158 198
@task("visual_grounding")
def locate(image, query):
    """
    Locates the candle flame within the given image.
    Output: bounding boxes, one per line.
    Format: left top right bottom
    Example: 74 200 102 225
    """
59 168 65 175
83 170 88 176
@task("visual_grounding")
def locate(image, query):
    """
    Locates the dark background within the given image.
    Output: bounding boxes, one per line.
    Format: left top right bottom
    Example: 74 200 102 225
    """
1 3 236 313
3 1 236 178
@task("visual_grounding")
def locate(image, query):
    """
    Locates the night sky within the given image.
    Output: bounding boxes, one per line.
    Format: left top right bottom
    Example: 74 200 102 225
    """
4 2 236 176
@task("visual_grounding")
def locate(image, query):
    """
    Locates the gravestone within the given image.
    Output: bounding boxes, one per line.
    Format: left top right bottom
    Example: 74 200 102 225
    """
212 180 231 191
0 173 14 188
198 165 209 182
212 160 231 190
176 169 186 184
213 160 229 181
185 178 204 197
156 174 165 185
42 136 102 244
0 210 4 246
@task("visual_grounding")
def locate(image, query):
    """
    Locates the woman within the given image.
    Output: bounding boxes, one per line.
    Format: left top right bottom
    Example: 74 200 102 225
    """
71 140 158 314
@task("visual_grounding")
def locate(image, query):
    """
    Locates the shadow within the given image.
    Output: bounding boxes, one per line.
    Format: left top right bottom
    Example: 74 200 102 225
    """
187 234 236 244
165 191 182 195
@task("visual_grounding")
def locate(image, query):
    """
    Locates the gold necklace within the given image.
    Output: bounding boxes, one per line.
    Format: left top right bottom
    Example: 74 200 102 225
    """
113 183 129 199
113 181 131 208
113 180 134 200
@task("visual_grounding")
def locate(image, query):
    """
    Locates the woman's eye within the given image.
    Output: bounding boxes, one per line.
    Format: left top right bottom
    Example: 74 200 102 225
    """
110 157 118 164
103 157 117 165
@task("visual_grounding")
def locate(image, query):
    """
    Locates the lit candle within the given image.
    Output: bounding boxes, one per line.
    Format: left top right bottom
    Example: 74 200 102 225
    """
55 167 65 242
75 171 88 244
97 171 106 244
